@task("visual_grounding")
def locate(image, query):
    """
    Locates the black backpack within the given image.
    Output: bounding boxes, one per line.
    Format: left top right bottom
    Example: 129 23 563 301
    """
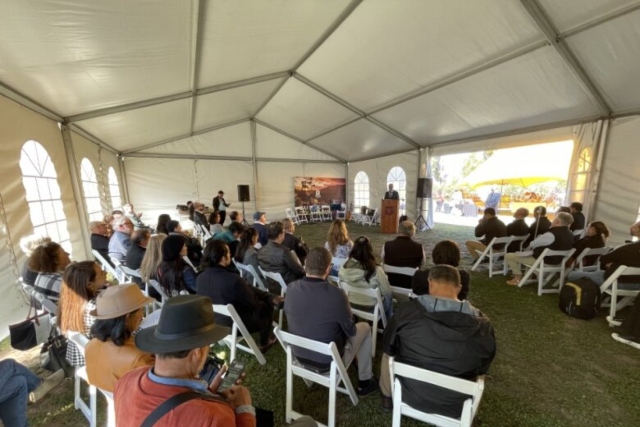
559 277 602 320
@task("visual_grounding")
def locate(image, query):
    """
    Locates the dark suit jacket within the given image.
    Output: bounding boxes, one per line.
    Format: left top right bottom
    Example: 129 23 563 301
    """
526 216 551 246
474 217 507 248
506 218 530 252
571 212 585 231
383 236 424 289
384 190 400 200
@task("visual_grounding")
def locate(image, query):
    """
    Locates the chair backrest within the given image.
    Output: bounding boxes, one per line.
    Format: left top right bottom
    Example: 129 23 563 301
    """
92 250 118 277
183 256 197 271
574 246 611 270
383 264 418 277
339 281 387 326
234 260 268 291
509 235 529 251
259 267 288 295
573 229 585 237
68 331 90 357
486 236 513 251
275 326 338 359
148 279 169 303
120 265 142 280
600 265 640 293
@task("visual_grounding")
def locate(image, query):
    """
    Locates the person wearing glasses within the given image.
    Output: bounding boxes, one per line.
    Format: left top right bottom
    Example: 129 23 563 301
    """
109 216 134 263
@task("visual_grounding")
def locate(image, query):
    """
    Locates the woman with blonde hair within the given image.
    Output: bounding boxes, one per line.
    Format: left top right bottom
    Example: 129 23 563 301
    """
57 261 108 366
325 219 353 276
140 234 167 283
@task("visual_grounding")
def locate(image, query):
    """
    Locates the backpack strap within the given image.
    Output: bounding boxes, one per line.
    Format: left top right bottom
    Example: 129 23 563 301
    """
141 391 226 427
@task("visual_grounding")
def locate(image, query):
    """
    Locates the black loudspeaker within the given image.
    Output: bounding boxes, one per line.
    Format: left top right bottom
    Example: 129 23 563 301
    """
237 185 250 202
416 178 432 198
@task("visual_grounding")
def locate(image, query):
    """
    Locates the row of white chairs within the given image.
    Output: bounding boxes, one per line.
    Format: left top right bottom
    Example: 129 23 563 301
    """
351 207 378 226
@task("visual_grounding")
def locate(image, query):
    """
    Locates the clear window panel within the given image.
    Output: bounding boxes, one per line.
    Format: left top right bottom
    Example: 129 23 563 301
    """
29 202 45 226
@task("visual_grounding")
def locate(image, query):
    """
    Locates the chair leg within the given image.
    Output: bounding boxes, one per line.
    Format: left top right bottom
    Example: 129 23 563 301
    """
328 368 337 427
89 385 97 427
286 351 294 423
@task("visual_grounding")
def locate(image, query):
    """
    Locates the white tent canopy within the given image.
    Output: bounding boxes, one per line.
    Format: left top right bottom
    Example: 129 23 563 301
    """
1 0 640 335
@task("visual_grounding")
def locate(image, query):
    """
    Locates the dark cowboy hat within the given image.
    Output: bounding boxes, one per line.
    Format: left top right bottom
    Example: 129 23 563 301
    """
135 295 230 354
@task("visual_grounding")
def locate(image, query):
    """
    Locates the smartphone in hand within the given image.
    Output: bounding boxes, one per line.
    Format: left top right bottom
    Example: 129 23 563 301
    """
217 359 246 392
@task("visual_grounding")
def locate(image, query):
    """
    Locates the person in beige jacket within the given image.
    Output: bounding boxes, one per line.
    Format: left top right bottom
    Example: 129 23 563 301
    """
85 284 155 392
338 236 393 321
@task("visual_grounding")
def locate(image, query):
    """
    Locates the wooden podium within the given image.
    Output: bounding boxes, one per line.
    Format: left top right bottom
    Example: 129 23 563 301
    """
380 199 399 234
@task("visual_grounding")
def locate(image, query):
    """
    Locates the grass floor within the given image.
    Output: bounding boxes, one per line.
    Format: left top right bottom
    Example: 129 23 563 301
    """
3 222 639 427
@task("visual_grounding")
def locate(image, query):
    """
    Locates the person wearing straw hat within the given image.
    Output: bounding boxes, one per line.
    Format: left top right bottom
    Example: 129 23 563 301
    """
85 284 156 392
113 295 256 427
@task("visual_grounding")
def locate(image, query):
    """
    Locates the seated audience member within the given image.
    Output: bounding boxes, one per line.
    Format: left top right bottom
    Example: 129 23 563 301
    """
89 221 111 264
107 210 124 236
568 221 609 268
123 203 150 229
114 295 255 427
125 229 150 287
556 206 571 214
109 216 134 263
234 228 261 281
252 211 269 247
339 236 393 321
382 221 424 289
191 201 209 229
0 359 64 426
506 208 530 252
58 261 109 366
86 284 155 392
157 235 197 297
208 211 225 235
258 222 305 286
412 240 470 300
567 220 640 286
505 212 574 285
167 219 203 267
140 234 167 284
155 214 171 235
213 222 244 257
285 247 378 396
379 265 496 415
197 240 282 352
324 219 353 276
525 206 551 246
282 218 309 265
570 202 586 232
18 234 52 305
465 208 507 260
229 210 243 224
29 242 72 303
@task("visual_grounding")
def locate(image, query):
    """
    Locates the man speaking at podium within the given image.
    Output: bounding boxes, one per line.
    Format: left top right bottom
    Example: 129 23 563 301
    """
384 183 399 200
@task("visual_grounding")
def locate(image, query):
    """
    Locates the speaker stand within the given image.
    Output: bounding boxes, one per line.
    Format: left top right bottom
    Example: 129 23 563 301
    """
415 197 431 232
241 201 249 227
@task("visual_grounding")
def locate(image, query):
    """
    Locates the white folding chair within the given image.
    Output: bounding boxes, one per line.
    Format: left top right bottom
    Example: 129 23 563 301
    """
509 235 529 253
362 208 378 226
119 265 142 283
99 389 116 427
91 250 119 279
573 246 611 272
389 357 485 427
212 304 267 365
234 260 268 291
600 265 640 326
274 327 359 427
321 205 332 221
148 279 170 306
336 204 346 220
67 332 97 427
286 208 300 225
338 281 387 357
573 229 585 239
470 236 513 277
295 207 308 224
259 267 287 328
109 258 127 283
383 264 418 298
517 249 576 296
328 257 347 284
310 205 323 222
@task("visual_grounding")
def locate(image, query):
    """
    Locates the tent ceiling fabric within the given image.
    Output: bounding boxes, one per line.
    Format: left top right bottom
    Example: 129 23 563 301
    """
1 0 640 162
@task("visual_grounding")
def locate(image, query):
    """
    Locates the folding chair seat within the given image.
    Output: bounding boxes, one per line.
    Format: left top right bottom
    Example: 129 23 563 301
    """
212 303 267 365
234 260 268 291
573 246 611 272
286 208 300 225
67 332 97 427
274 326 359 427
517 248 575 296
383 264 418 299
258 267 287 328
338 281 387 357
389 357 485 427
600 265 640 326
91 250 119 279
470 236 513 277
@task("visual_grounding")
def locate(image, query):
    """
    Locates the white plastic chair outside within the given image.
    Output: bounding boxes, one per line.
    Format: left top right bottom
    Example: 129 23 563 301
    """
286 208 300 225
295 207 308 224
383 264 417 298
574 246 611 272
339 281 387 357
235 260 268 291
274 326 359 427
68 332 97 427
362 208 378 226
212 304 267 365
517 248 575 296
321 205 332 221
389 357 485 427
258 267 287 328
91 250 119 279
470 236 513 277
600 265 640 326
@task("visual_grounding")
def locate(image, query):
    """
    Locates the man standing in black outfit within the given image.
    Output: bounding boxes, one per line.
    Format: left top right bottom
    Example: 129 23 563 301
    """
212 190 230 225
506 208 530 252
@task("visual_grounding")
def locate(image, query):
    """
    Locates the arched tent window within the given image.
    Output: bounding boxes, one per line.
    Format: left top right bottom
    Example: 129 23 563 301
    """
354 172 370 209
571 148 591 204
108 167 121 210
80 159 103 221
19 140 71 253
387 166 407 215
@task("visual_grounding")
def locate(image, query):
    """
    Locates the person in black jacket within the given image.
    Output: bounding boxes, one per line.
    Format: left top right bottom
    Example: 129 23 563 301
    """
90 221 112 266
525 205 551 247
569 202 586 232
196 240 282 351
464 208 507 260
567 221 609 268
506 208 530 252
282 218 309 265
411 240 470 300
380 265 496 415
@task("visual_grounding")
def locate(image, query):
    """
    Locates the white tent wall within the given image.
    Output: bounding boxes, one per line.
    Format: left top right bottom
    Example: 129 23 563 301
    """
591 115 640 246
0 95 87 337
348 151 419 218
194 159 256 216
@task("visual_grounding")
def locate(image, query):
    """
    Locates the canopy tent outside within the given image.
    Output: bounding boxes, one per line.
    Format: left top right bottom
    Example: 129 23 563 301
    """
463 141 573 189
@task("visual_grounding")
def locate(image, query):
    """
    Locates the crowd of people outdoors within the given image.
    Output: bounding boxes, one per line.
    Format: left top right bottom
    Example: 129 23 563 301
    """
6 192 640 427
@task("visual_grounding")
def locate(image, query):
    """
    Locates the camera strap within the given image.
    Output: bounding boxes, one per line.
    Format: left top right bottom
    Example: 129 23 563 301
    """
141 391 227 427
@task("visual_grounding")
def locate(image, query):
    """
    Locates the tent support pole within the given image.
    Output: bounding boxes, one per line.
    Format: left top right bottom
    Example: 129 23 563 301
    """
61 124 92 259
251 120 259 211
118 155 130 206
345 162 350 210
588 119 611 220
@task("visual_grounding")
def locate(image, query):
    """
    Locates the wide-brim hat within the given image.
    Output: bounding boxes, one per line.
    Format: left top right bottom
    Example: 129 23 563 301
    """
135 295 230 354
91 284 154 319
